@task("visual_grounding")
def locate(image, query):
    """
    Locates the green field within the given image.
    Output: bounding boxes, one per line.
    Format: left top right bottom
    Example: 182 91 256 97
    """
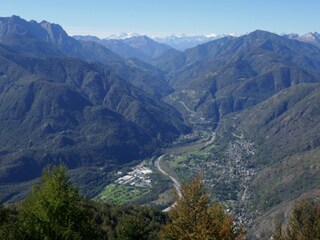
167 143 214 176
95 184 150 204
93 131 216 206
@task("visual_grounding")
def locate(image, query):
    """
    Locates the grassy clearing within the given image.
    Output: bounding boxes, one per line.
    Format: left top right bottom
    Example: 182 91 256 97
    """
168 144 213 169
164 134 220 184
169 155 187 168
96 183 150 205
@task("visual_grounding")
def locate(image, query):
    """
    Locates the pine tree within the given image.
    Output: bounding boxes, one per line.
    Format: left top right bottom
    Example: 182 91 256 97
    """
273 223 284 240
116 214 154 240
0 204 18 239
160 175 244 240
273 200 320 240
17 164 100 240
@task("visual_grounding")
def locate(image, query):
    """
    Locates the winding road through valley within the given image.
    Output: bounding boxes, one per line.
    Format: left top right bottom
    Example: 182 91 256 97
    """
154 131 215 212
155 154 181 212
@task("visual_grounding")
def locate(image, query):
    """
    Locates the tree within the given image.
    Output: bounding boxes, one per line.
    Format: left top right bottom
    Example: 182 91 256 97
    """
17 164 100 240
273 200 320 240
116 214 157 240
160 175 244 240
87 201 165 240
0 204 18 239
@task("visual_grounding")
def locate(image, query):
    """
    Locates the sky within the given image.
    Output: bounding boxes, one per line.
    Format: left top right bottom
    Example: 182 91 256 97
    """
0 0 320 38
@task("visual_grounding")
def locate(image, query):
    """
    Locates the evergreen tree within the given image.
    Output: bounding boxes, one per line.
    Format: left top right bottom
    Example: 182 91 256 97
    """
160 175 244 240
17 164 100 240
0 204 18 239
273 200 320 240
116 214 155 240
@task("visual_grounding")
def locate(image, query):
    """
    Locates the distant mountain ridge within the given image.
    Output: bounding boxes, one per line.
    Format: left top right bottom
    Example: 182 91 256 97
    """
104 32 141 39
74 35 175 62
155 30 320 119
74 33 237 51
75 31 320 52
153 34 236 51
0 15 173 98
285 32 320 48
0 15 122 63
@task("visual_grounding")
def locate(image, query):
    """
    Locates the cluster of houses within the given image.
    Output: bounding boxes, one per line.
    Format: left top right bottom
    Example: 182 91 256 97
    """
115 163 153 188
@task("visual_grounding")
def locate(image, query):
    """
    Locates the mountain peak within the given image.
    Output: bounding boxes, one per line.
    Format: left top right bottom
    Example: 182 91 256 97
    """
104 32 141 39
39 20 68 37
297 32 320 47
243 30 283 43
302 32 320 40
0 15 67 39
9 15 22 20
154 33 237 51
283 33 300 39
248 29 275 37
73 35 101 42
124 35 154 43
0 15 122 62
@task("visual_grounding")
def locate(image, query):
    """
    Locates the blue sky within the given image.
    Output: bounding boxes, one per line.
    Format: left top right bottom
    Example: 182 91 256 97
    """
1 0 319 37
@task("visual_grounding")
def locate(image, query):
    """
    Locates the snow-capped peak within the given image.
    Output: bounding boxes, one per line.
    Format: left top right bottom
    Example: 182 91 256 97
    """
206 33 218 38
300 32 320 41
104 32 141 40
152 33 237 51
285 32 320 48
303 32 316 39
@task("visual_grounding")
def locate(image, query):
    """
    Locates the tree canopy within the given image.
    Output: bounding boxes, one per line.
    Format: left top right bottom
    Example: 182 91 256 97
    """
160 175 244 240
273 200 320 240
0 167 248 239
17 164 100 240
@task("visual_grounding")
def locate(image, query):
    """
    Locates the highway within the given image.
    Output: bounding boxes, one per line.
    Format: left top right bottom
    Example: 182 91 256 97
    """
154 154 181 212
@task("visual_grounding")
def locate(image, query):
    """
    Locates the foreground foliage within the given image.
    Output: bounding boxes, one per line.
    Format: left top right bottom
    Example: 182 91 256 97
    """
0 165 165 240
0 166 243 239
273 200 320 240
160 175 244 240
0 203 18 239
8 165 320 240
18 165 100 240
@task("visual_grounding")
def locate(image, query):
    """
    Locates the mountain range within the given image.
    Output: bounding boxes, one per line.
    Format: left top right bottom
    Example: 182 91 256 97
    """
74 34 174 62
151 30 320 238
75 31 320 52
0 16 189 203
158 30 320 123
75 33 228 51
1 15 320 239
153 34 236 51
285 32 320 48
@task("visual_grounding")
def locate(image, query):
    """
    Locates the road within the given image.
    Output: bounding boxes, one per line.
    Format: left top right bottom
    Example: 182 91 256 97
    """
241 186 248 202
179 101 195 114
155 154 182 212
155 131 216 212
203 132 216 147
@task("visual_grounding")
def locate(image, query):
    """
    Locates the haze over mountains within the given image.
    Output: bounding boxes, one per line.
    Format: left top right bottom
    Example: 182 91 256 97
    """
75 33 227 51
1 15 320 239
75 31 320 52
